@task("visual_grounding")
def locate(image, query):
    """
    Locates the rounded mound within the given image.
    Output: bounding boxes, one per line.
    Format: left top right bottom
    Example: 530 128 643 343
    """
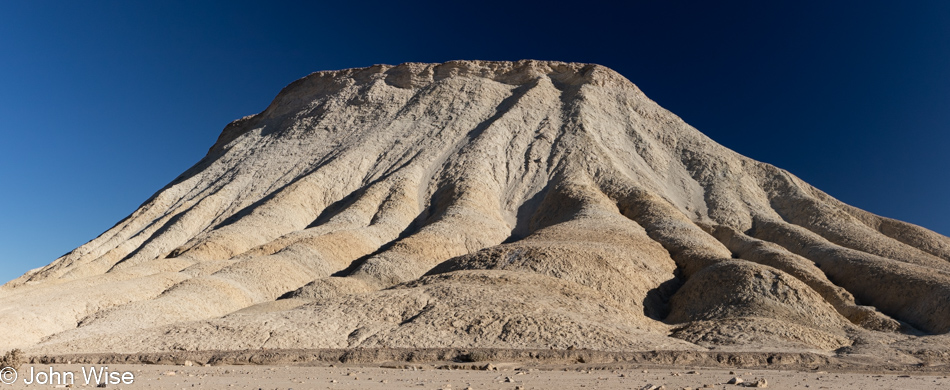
667 261 851 350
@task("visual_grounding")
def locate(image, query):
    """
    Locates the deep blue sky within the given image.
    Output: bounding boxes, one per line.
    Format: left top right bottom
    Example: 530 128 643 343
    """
1 1 948 284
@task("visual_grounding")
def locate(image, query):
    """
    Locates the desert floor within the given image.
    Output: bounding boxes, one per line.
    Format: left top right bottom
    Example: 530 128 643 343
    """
5 362 949 390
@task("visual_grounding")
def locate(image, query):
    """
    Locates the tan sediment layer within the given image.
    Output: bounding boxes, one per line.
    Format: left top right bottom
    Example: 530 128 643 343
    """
27 347 950 374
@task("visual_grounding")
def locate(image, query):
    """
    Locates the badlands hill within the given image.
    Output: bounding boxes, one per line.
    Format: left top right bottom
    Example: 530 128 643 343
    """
2 60 949 360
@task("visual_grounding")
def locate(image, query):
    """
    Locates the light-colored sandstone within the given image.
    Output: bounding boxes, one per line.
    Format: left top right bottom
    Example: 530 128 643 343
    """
1 60 948 360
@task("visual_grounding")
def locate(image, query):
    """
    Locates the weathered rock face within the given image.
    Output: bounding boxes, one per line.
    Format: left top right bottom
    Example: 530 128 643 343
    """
2 60 949 355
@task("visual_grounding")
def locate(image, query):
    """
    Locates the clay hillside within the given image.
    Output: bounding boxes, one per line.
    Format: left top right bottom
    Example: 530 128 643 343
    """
3 60 949 360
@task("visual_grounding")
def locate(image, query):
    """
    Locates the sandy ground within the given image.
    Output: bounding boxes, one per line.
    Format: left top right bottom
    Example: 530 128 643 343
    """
4 362 949 389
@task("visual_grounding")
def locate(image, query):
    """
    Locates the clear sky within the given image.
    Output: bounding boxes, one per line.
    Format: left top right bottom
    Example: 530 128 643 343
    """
1 1 948 284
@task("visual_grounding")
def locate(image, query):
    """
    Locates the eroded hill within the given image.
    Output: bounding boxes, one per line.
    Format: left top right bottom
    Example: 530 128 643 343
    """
3 61 949 360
